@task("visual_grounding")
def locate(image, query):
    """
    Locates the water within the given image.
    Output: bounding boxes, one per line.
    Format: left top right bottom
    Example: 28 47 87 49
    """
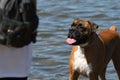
30 0 120 80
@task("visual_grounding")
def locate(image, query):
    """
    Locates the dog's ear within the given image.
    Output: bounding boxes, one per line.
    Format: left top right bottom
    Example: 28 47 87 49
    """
87 21 99 32
73 18 80 23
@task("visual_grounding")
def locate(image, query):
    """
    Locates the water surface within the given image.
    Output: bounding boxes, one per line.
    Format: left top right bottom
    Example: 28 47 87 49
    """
30 0 120 80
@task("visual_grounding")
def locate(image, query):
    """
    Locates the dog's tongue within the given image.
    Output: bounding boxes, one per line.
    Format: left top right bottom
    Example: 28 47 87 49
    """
66 38 76 44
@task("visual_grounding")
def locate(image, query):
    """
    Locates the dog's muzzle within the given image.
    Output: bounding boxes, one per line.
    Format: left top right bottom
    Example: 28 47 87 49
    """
66 28 89 45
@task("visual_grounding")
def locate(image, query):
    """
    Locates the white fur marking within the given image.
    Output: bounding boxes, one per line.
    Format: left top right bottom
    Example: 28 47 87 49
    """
74 46 92 76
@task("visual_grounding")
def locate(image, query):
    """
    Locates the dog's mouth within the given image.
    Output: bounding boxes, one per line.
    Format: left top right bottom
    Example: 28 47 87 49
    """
66 38 77 44
66 34 89 45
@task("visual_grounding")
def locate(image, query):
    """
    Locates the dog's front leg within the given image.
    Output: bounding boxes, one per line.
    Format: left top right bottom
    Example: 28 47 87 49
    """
69 60 79 80
69 70 79 80
89 72 99 80
99 67 107 80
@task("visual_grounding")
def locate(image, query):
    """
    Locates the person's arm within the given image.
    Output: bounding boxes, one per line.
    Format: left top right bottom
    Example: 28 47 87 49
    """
33 0 37 11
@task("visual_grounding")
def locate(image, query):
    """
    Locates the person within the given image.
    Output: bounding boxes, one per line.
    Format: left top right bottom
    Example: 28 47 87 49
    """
0 0 37 80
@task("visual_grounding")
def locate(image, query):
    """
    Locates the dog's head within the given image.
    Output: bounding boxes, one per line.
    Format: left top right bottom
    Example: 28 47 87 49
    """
66 18 99 45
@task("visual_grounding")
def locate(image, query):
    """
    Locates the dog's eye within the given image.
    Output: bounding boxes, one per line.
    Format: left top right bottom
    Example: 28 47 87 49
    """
78 27 86 32
78 24 83 27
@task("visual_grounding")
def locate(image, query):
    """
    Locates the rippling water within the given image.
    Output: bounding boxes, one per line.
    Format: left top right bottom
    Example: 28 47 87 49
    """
29 0 120 80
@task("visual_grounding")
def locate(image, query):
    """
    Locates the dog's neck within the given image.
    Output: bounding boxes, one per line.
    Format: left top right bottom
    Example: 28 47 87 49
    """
80 32 98 48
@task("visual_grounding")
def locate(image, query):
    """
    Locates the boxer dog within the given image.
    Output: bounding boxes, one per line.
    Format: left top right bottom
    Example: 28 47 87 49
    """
66 18 120 80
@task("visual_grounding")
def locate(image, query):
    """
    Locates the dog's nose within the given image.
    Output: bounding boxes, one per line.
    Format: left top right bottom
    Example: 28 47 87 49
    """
69 28 75 32
68 28 75 38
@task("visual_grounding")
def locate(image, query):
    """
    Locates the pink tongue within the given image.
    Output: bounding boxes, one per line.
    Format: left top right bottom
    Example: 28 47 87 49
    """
66 38 76 44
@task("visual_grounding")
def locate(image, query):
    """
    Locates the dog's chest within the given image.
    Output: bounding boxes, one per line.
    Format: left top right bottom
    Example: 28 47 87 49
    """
74 46 92 76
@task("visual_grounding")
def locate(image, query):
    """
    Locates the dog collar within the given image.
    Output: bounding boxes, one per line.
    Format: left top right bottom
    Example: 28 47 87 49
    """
80 32 99 48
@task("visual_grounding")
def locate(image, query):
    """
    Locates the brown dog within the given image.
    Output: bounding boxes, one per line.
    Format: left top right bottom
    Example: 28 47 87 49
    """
66 18 120 80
